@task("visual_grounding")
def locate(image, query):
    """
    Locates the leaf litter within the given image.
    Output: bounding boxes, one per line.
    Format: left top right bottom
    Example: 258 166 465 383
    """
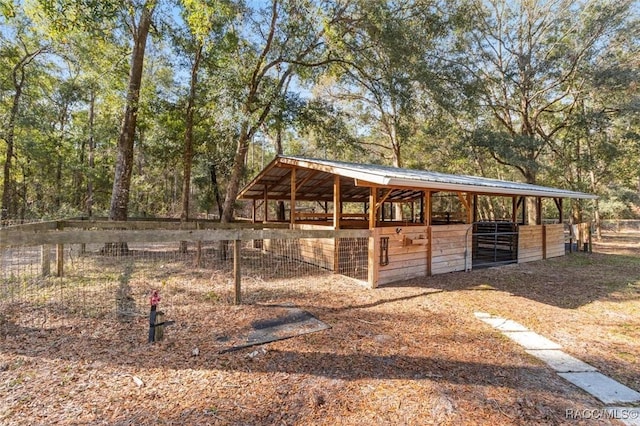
0 231 638 425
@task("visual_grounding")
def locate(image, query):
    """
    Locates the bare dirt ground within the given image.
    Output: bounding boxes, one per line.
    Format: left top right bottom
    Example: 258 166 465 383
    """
1 231 639 425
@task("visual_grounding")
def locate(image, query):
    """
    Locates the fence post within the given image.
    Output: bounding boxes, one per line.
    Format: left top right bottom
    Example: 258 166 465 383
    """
55 220 64 276
234 239 241 304
41 245 51 277
56 244 64 277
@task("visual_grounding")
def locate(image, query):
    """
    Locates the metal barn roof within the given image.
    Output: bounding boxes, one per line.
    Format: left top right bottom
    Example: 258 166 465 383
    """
238 156 597 202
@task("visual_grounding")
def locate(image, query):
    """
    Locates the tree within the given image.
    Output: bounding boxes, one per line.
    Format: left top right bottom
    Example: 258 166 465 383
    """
547 12 640 227
175 0 234 223
109 0 157 222
465 0 635 223
0 12 47 222
219 0 350 222
322 0 465 168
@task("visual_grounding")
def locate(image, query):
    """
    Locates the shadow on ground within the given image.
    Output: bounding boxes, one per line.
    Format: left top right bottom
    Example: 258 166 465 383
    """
383 252 640 309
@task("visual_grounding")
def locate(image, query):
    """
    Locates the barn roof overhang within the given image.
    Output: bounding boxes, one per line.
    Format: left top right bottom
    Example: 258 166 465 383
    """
237 156 597 202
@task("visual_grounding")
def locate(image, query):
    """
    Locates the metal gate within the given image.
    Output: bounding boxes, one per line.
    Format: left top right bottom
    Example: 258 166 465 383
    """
472 222 518 268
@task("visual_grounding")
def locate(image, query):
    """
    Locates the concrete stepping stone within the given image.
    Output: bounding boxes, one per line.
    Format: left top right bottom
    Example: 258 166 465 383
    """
493 319 529 332
474 312 529 331
559 372 640 404
525 349 597 373
502 331 562 350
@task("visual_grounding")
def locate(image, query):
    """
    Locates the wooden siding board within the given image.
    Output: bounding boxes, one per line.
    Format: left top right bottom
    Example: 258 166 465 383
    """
430 224 472 274
518 225 544 263
544 224 565 259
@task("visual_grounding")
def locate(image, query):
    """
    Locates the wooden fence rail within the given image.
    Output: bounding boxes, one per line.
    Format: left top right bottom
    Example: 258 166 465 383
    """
1 221 371 305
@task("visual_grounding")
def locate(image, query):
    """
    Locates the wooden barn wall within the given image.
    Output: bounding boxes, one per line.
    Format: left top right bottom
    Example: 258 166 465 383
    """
518 225 544 263
544 224 565 259
430 224 473 275
263 224 335 271
374 226 430 286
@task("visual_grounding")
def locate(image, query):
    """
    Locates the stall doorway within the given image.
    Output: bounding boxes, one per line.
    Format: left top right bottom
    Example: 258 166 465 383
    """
472 222 518 268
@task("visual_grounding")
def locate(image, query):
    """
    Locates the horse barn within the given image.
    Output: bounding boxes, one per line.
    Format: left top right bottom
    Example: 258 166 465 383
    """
237 156 596 288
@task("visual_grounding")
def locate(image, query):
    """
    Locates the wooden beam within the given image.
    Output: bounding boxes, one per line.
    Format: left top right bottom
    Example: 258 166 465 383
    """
368 229 379 288
1 227 370 247
333 175 341 274
294 169 318 192
263 188 268 222
290 167 296 225
375 188 394 210
425 191 431 226
251 199 256 223
369 188 377 229
427 226 432 276
473 194 478 223
457 192 470 211
333 175 340 230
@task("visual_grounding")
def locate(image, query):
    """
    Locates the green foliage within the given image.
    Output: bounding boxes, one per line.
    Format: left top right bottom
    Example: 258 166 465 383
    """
0 0 638 222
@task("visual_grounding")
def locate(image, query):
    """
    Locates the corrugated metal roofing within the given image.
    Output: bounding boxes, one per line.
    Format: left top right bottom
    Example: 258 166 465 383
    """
238 155 597 201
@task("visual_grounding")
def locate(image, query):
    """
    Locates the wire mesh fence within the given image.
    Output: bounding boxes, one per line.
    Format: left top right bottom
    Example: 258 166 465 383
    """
0 227 369 331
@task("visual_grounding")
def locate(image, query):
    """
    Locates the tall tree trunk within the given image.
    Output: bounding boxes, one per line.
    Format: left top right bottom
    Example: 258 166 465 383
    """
1 47 43 222
221 125 251 223
589 170 601 240
523 168 538 225
1 83 21 223
108 2 154 222
104 2 154 256
86 90 95 217
210 164 223 219
55 110 66 210
75 118 85 209
181 44 202 222
179 44 202 252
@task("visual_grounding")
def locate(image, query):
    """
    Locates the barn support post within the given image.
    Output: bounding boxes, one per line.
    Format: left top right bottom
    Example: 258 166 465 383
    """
263 188 268 223
290 167 296 225
427 225 432 276
233 239 241 304
368 188 379 288
472 194 478 223
512 196 517 223
368 228 379 289
333 175 341 273
333 175 340 230
425 191 431 226
252 199 256 223
369 187 377 229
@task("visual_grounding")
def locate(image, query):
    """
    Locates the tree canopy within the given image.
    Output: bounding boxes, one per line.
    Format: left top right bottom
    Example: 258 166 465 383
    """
0 0 638 224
